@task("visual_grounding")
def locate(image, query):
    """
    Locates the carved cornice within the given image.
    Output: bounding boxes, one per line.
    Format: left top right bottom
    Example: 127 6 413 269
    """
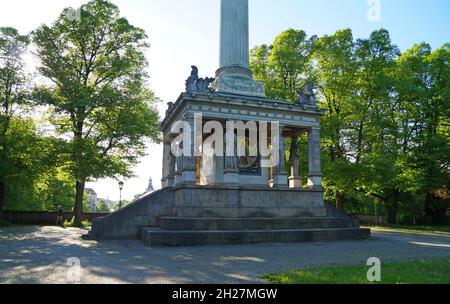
161 92 325 133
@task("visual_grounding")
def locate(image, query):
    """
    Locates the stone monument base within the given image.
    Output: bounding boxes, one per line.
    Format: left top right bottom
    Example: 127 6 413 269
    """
174 185 327 218
87 186 370 246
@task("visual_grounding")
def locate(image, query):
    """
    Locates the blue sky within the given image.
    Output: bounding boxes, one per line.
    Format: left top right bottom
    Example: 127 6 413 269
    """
1 0 449 201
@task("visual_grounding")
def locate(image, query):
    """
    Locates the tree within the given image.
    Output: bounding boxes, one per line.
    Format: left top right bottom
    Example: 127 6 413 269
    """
393 43 450 224
33 0 161 226
312 29 359 210
0 27 30 219
96 199 110 212
251 27 449 224
251 29 316 102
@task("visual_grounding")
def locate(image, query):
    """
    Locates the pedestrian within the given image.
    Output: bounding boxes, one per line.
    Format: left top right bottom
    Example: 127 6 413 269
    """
56 205 64 226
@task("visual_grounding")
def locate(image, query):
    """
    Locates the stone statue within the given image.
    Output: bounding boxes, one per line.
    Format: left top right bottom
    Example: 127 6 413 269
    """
289 137 301 177
165 102 174 117
296 81 317 107
185 66 214 93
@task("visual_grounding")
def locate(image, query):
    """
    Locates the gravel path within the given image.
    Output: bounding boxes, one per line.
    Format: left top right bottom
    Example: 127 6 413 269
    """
0 226 449 284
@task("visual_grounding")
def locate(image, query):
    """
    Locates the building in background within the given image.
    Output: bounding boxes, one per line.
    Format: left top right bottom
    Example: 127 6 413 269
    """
85 188 99 212
134 176 155 201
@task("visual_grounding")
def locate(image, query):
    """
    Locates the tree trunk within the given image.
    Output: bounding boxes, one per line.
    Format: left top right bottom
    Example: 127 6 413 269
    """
74 181 85 227
0 180 5 221
356 121 364 163
336 191 345 210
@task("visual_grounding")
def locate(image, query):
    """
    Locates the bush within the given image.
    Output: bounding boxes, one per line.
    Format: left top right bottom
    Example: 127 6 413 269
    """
0 219 13 227
417 215 433 226
398 214 415 225
63 217 90 228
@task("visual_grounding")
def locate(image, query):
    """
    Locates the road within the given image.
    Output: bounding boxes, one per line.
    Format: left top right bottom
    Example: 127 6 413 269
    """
0 226 449 283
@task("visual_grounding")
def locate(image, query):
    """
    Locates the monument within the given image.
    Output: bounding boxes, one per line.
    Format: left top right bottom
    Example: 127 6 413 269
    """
88 0 370 246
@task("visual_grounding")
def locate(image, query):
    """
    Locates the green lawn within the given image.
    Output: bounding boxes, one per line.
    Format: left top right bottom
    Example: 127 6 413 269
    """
371 225 450 233
388 225 450 233
261 259 450 284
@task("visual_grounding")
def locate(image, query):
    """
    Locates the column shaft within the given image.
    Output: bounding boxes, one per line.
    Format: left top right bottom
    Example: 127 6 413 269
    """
307 128 323 188
220 0 249 68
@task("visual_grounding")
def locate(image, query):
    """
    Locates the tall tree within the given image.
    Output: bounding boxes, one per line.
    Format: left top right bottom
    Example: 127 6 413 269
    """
33 0 161 226
312 29 359 210
0 27 30 220
251 29 316 101
394 43 450 224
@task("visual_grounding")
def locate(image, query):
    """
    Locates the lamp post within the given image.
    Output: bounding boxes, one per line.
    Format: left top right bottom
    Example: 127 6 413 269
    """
118 181 124 209
374 197 379 227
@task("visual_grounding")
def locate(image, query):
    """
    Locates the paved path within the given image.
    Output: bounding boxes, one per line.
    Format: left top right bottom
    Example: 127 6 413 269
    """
0 226 449 284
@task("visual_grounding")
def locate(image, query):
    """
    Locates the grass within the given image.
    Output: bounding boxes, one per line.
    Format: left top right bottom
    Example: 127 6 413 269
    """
261 258 450 284
372 225 450 233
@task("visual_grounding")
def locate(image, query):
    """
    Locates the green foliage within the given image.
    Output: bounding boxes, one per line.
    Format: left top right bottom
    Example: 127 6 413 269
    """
96 199 110 212
0 27 32 218
250 28 449 224
0 219 12 226
32 0 161 224
251 29 316 101
63 217 90 228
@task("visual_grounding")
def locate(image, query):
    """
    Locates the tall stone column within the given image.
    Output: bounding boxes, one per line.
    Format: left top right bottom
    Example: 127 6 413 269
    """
213 0 265 97
307 127 323 188
273 126 288 188
220 0 249 69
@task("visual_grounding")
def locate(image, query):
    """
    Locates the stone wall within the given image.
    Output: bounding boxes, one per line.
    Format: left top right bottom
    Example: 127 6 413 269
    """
3 211 110 225
89 187 175 239
357 214 385 226
174 185 327 218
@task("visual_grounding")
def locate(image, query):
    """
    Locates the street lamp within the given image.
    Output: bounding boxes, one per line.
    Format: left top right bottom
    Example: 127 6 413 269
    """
118 181 124 209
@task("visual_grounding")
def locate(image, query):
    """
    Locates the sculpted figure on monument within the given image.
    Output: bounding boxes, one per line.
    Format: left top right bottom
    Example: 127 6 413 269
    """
165 102 174 117
185 66 214 93
296 81 317 107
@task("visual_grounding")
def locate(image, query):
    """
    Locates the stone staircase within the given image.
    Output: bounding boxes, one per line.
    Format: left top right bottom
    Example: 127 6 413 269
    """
141 216 370 247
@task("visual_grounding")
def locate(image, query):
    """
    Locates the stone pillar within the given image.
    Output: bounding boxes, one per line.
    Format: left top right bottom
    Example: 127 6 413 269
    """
167 151 176 187
161 140 175 188
181 114 197 185
307 127 323 188
174 149 183 187
220 0 249 69
273 126 288 188
289 136 302 188
224 130 239 186
161 141 169 188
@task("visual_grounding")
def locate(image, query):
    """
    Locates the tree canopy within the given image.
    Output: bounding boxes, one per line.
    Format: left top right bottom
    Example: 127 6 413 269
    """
250 28 449 225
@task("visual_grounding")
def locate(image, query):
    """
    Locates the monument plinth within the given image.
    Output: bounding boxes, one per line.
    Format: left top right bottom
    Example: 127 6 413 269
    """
88 0 370 245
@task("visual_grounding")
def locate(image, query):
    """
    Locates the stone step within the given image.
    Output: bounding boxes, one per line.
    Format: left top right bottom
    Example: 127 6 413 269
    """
157 217 355 231
141 227 371 247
